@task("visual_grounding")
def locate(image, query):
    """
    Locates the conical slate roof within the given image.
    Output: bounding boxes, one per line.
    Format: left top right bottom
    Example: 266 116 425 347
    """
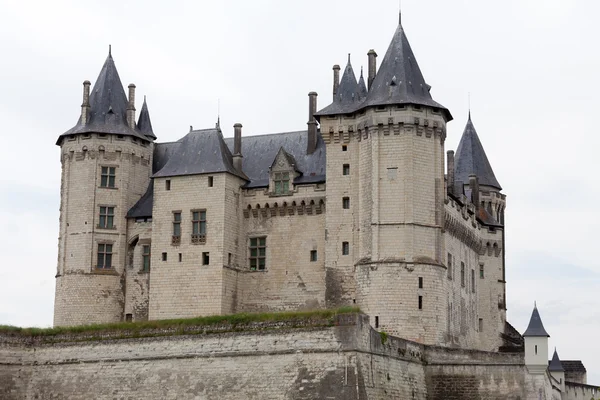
454 114 502 190
316 55 362 116
523 305 550 337
137 96 156 140
359 20 451 120
357 68 368 100
58 50 147 144
549 349 565 372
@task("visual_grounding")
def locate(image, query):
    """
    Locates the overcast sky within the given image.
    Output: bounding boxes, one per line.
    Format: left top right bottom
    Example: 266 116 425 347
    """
1 0 598 385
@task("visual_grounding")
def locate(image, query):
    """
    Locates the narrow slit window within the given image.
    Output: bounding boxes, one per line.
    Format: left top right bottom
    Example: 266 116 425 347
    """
375 316 379 328
418 277 423 289
178 253 182 262
162 252 167 261
343 164 350 175
310 250 317 262
166 179 171 191
447 253 453 280
461 262 465 287
142 245 151 272
418 296 423 310
208 176 214 187
471 270 476 293
342 197 350 209
480 263 485 279
342 241 349 255
202 252 210 266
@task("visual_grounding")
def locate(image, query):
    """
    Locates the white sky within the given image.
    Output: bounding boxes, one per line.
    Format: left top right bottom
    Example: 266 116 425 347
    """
0 0 598 385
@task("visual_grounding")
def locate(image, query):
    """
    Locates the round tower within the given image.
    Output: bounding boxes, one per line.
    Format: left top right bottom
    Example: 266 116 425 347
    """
54 50 154 326
316 18 453 345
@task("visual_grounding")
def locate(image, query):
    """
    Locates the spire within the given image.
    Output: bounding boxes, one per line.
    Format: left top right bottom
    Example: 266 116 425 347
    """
315 53 361 116
137 96 156 140
360 19 451 120
357 67 368 100
454 114 502 190
523 304 550 337
549 349 565 372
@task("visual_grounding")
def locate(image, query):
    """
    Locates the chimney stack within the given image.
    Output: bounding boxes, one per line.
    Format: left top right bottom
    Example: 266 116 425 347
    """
447 150 455 196
81 80 91 125
127 83 136 129
307 92 318 154
469 174 480 211
233 123 243 172
333 65 341 98
367 49 377 90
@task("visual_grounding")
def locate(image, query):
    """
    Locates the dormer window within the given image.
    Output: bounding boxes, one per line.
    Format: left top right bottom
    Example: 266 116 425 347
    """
274 172 290 195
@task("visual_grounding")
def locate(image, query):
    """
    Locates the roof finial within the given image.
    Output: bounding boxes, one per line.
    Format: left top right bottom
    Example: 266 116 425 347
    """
399 0 402 24
468 92 471 120
348 53 351 64
216 98 221 129
360 66 364 77
109 44 112 57
534 300 537 308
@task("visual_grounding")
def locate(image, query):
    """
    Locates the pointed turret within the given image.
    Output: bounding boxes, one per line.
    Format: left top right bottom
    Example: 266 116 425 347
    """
137 96 156 140
549 349 565 372
315 55 362 116
57 48 147 144
523 305 550 337
360 20 451 120
454 114 502 191
357 67 368 100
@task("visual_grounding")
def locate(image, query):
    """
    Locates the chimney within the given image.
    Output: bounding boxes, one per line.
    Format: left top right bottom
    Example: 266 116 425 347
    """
127 83 136 129
81 80 91 125
469 174 480 211
233 123 243 172
447 150 455 196
307 92 318 155
367 49 377 90
333 65 341 98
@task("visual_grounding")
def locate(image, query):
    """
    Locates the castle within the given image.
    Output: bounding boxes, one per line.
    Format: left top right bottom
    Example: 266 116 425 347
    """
41 13 598 400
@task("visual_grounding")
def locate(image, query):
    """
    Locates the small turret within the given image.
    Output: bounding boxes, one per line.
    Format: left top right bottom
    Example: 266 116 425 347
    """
523 304 550 374
549 348 566 391
137 96 157 140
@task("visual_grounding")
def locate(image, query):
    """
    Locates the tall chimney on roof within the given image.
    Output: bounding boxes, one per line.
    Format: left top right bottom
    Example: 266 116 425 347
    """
307 92 318 155
81 80 91 125
333 65 341 98
447 150 455 197
127 84 136 129
367 49 377 90
233 123 243 172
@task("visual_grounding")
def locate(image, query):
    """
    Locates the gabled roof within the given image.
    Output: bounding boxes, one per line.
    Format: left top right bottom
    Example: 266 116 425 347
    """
58 50 148 144
315 56 362 116
152 128 247 180
549 349 565 372
523 305 550 337
454 114 502 190
359 20 451 120
270 147 299 172
137 96 156 140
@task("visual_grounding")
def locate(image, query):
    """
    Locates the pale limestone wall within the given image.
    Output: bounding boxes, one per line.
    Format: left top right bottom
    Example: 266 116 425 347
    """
236 185 327 312
564 382 599 400
124 220 152 321
149 173 230 319
55 134 152 326
443 201 483 349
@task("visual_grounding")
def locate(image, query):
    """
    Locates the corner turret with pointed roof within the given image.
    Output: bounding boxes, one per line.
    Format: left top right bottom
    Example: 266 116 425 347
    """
315 54 362 116
549 349 565 372
57 48 148 145
523 304 551 374
454 114 502 191
357 67 368 100
137 96 157 140
523 304 550 337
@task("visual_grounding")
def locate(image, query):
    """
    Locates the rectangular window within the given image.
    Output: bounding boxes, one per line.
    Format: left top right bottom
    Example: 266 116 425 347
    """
342 145 348 152
202 252 210 266
191 210 207 243
179 253 182 262
98 206 115 229
343 164 350 175
461 262 465 287
249 237 267 270
208 176 214 187
274 172 290 195
418 296 423 310
375 316 379 328
479 318 483 332
162 252 167 261
172 212 181 244
142 245 151 272
342 241 349 255
447 253 453 280
100 167 116 188
166 179 171 191
228 253 232 266
97 243 113 269
310 250 317 262
480 263 485 279
342 197 350 209
418 277 423 289
125 314 132 322
471 269 476 293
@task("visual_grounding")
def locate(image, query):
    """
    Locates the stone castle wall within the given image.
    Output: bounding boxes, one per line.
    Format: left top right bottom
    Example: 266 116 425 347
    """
0 314 555 400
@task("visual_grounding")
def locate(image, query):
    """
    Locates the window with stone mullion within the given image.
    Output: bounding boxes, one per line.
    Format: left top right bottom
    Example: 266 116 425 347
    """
173 212 181 237
99 206 115 229
97 243 113 269
274 172 290 195
100 167 116 188
249 237 266 270
192 211 207 236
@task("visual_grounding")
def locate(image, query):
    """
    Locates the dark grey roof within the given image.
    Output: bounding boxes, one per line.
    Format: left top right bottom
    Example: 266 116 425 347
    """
153 128 246 179
454 115 502 191
562 361 586 373
137 96 156 140
315 56 363 116
153 141 180 173
358 22 451 120
549 349 565 372
224 130 326 188
358 68 368 100
127 180 154 219
58 51 148 144
523 306 550 337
